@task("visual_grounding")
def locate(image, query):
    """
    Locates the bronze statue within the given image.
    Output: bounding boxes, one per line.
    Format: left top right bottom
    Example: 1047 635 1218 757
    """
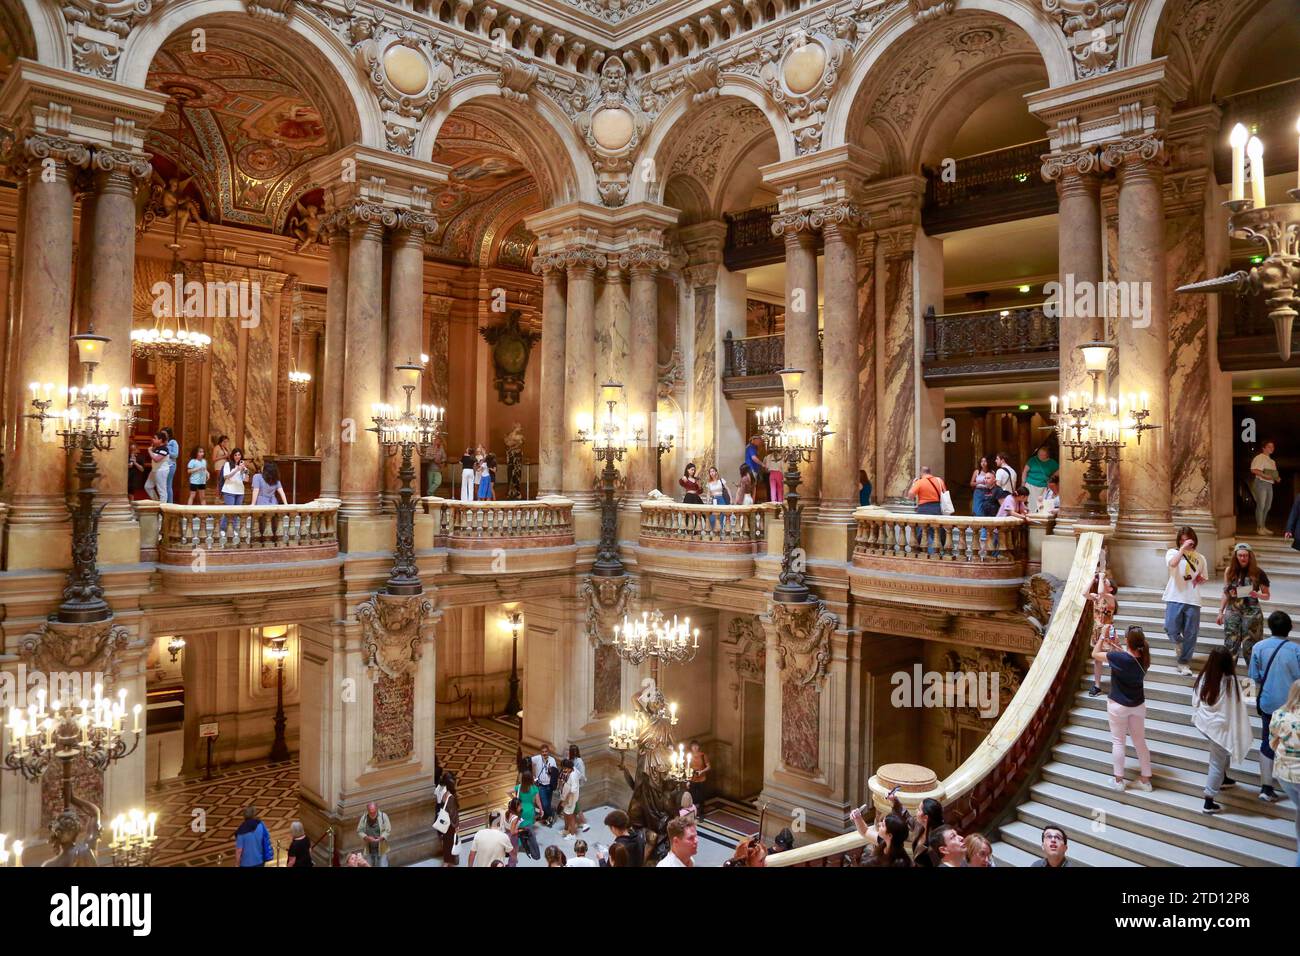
617 677 683 864
43 795 102 868
150 170 202 237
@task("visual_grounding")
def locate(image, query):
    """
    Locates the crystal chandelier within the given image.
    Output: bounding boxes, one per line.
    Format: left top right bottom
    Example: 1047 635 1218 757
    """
612 609 699 666
288 369 312 393
132 185 212 364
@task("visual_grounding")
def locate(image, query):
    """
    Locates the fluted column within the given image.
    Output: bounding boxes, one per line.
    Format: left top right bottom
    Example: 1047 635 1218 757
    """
622 246 668 497
816 203 863 521
319 225 349 499
7 137 86 530
338 205 391 516
1042 152 1105 527
775 214 821 507
83 151 150 528
533 256 567 497
562 248 603 505
1104 137 1172 539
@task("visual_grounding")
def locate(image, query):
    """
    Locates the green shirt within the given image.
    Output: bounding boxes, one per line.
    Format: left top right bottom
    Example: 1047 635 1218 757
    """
516 785 539 827
1026 457 1058 487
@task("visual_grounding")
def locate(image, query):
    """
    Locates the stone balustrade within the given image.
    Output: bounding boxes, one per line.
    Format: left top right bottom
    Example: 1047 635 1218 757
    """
423 497 575 549
850 507 1029 611
767 532 1102 867
156 498 340 566
639 499 774 553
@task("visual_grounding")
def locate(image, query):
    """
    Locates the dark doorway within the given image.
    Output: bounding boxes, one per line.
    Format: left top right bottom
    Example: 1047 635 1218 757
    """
1233 399 1300 532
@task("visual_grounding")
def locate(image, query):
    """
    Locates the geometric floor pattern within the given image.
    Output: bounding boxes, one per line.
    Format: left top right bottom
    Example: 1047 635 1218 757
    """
149 719 520 866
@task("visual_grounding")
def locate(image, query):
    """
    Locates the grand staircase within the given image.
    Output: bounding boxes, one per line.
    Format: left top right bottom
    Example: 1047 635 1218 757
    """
991 535 1298 866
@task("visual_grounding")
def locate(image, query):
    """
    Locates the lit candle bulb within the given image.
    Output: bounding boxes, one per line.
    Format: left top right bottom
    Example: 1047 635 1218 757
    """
1248 136 1265 208
1229 123 1248 201
133 703 142 734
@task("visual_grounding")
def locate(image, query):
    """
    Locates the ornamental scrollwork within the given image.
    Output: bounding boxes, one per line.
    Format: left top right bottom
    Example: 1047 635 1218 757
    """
573 57 652 208
357 592 434 680
771 600 835 687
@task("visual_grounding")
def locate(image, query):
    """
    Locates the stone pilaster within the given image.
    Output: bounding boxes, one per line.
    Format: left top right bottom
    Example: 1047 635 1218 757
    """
877 226 918 506
318 224 348 500
532 255 567 498
679 222 728 481
856 233 878 506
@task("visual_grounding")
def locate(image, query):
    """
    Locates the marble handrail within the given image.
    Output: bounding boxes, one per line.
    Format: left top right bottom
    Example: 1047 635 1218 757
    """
157 498 340 563
638 499 775 550
424 497 575 547
853 507 1028 565
768 531 1102 867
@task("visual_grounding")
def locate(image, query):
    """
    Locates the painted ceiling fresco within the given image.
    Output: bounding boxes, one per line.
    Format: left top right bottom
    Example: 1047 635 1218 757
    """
144 28 335 232
429 111 539 267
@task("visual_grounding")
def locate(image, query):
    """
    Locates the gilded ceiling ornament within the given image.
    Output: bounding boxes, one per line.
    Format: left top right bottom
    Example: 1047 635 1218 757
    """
357 592 435 680
287 198 325 251
1042 0 1129 79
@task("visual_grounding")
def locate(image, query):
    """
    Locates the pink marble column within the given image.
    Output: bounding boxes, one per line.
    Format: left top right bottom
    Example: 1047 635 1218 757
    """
817 205 862 520
1042 154 1104 526
622 246 667 497
533 257 566 497
84 154 150 523
562 249 602 504
856 234 877 504
318 226 348 499
8 141 86 525
877 228 916 505
339 207 390 516
777 218 821 506
1105 139 1172 538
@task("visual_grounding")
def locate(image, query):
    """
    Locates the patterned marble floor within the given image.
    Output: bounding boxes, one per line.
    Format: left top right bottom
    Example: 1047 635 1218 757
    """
148 719 521 866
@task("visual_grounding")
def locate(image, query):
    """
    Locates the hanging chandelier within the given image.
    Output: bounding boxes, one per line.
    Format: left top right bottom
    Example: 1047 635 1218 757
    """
288 369 312 392
611 609 699 666
132 201 212 363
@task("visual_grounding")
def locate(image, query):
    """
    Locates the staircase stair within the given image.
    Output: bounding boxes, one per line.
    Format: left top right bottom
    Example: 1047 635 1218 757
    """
991 542 1299 866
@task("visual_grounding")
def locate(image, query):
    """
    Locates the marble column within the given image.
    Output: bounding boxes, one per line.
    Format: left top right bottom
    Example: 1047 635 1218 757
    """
294 324 320 457
319 226 349 499
877 228 917 505
533 258 566 497
597 262 629 389
777 218 821 507
387 218 428 505
1104 138 1172 540
1042 154 1105 526
622 246 668 498
339 208 389 516
7 140 86 531
856 234 877 504
817 205 862 521
562 249 602 504
84 154 150 527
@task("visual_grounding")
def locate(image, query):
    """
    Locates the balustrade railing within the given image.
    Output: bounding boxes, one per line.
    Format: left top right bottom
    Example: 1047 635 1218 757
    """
769 532 1101 866
723 331 784 377
157 499 340 564
922 139 1055 232
426 497 575 548
922 304 1059 385
639 500 773 551
853 510 1028 566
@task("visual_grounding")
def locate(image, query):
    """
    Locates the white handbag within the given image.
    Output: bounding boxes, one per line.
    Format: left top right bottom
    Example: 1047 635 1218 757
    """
939 490 955 516
433 807 451 834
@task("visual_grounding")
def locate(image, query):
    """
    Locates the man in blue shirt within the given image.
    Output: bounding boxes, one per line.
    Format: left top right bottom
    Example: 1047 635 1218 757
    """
744 437 763 492
1248 610 1300 803
233 806 274 867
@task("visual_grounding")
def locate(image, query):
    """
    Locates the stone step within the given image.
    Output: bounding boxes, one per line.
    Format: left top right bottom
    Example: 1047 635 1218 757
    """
1026 780 1293 866
1050 741 1294 817
1011 799 1235 866
988 839 1042 869
1073 684 1268 730
1059 723 1270 778
1076 672 1214 705
996 818 1140 868
1068 705 1243 750
1038 761 1296 849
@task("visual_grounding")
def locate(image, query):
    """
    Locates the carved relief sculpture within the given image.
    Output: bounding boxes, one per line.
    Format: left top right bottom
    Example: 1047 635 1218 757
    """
769 600 835 774
479 309 541 405
357 592 435 764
